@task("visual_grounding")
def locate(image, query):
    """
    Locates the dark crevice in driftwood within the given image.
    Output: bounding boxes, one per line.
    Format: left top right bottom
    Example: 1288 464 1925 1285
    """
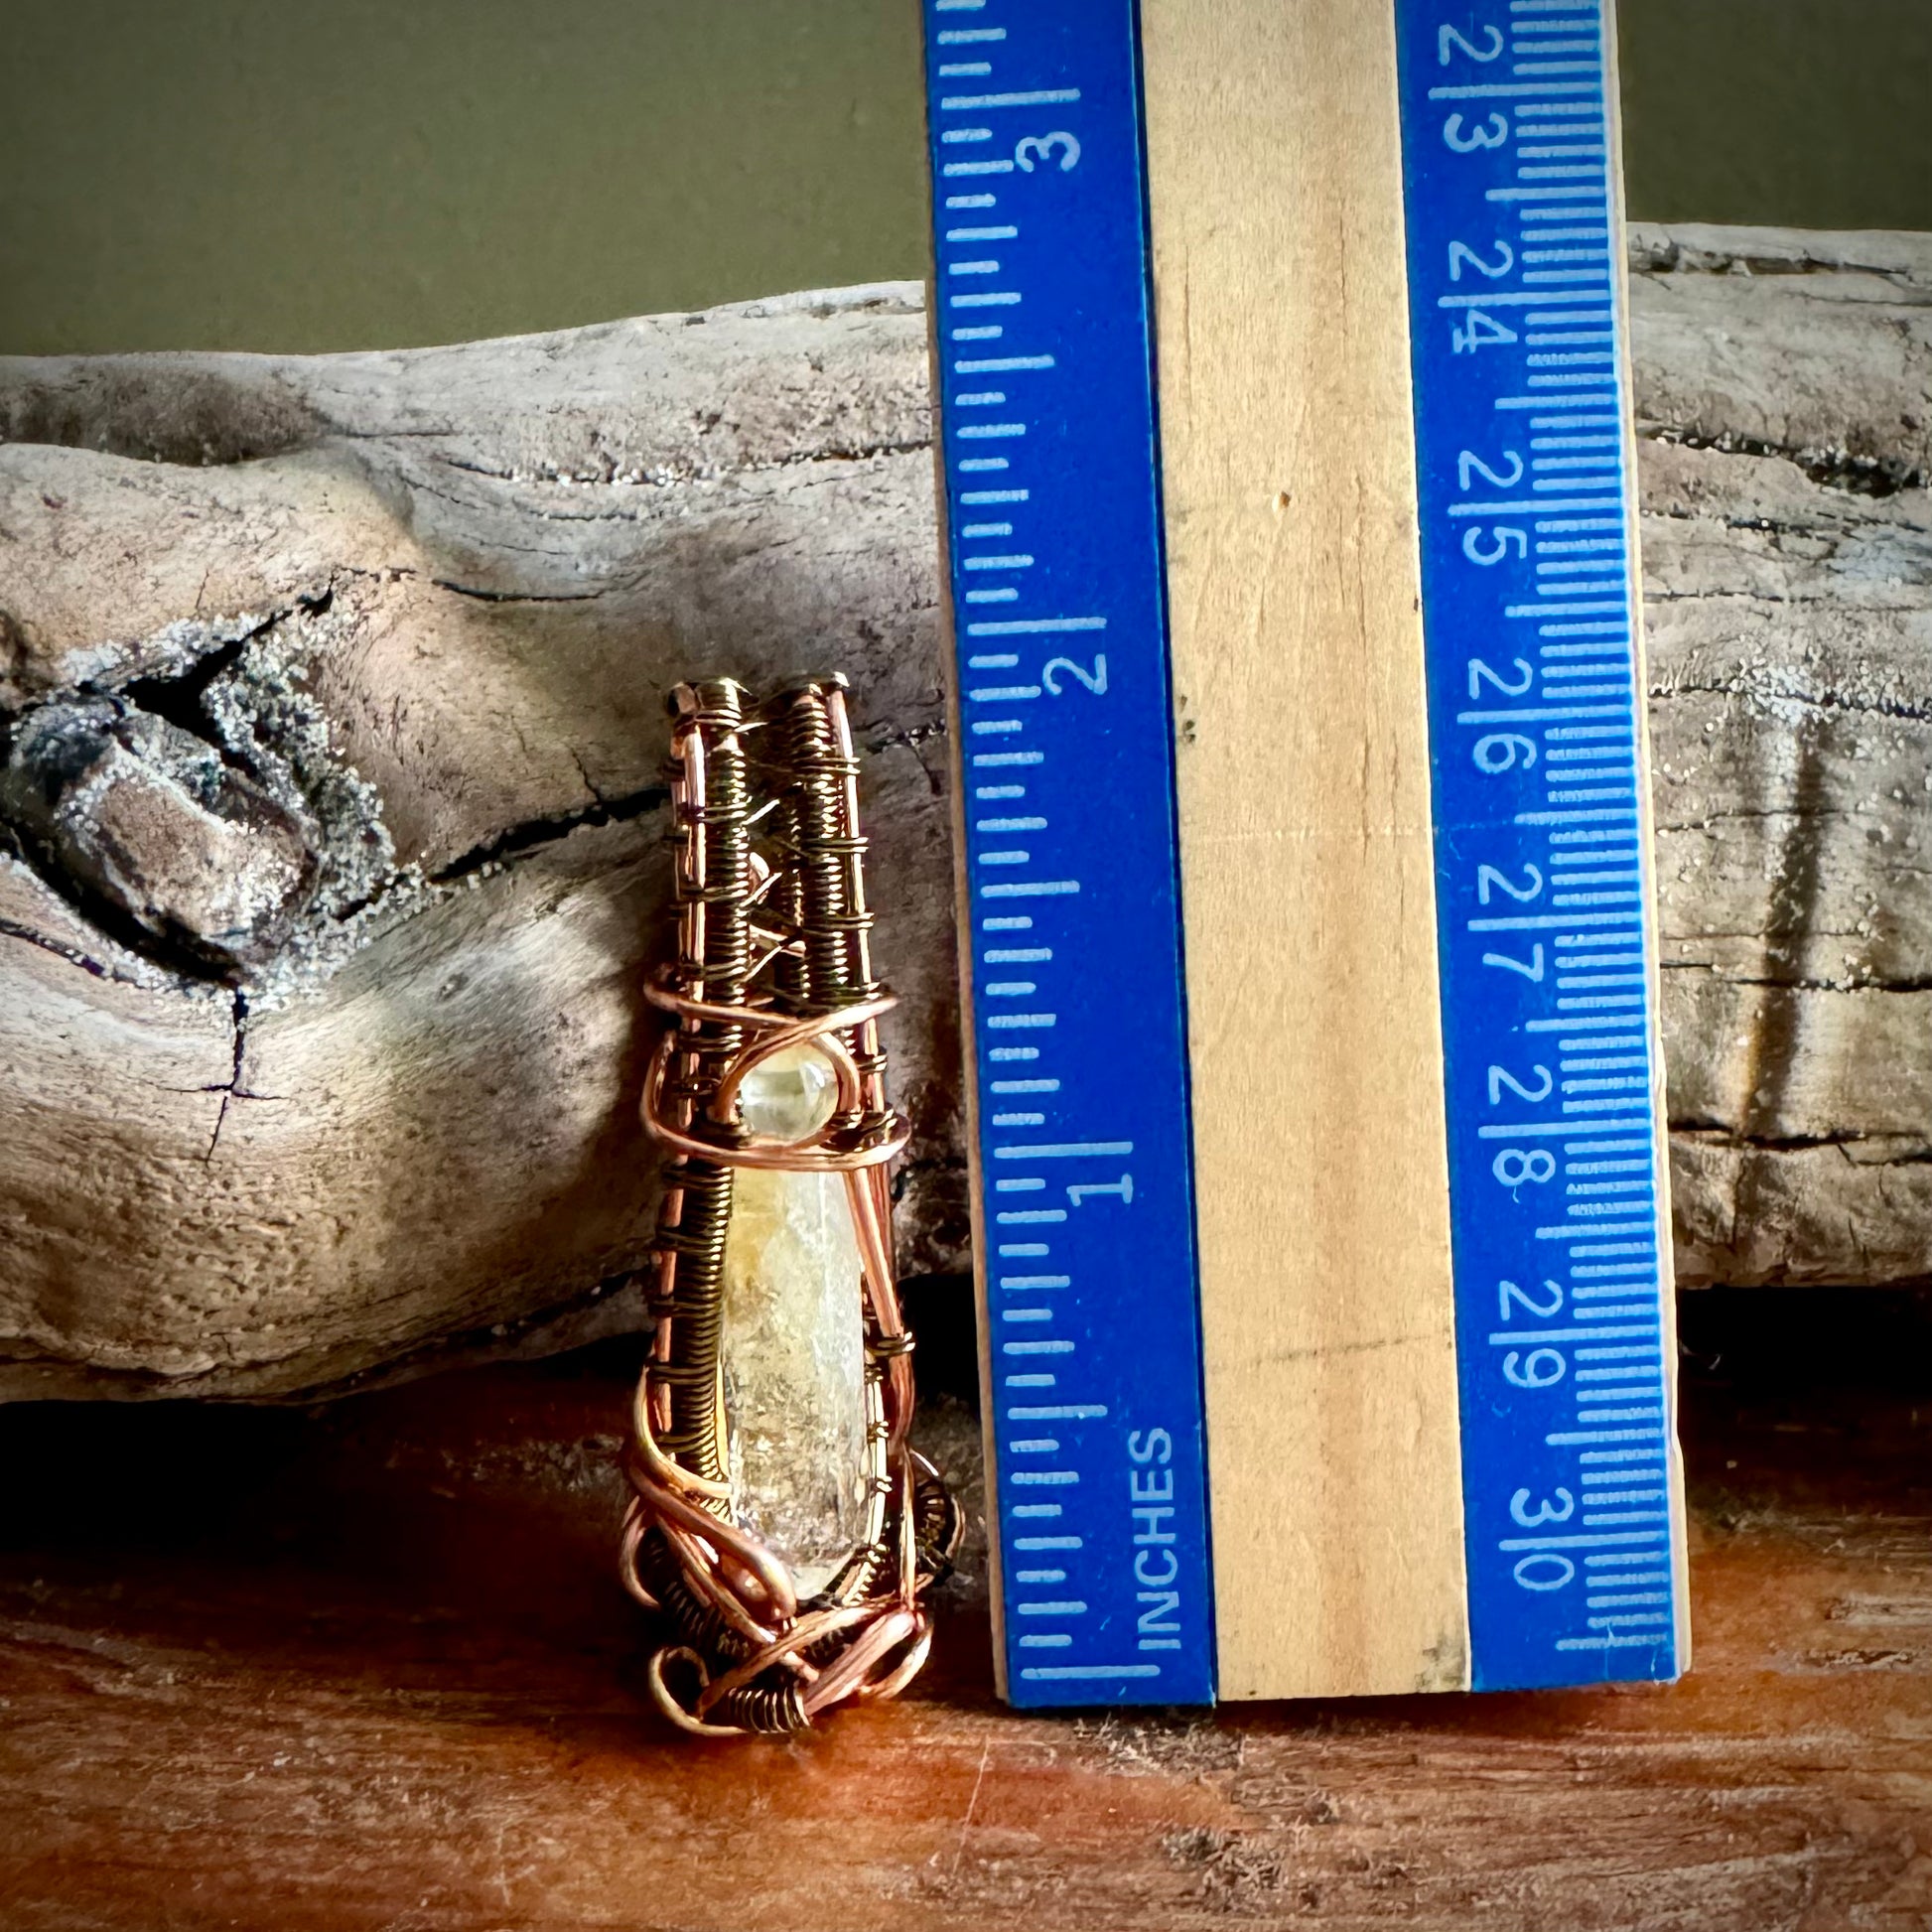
0 780 244 987
122 632 258 743
1 595 304 713
1652 679 1931 725
1628 232 1930 287
1656 808 1861 829
0 910 112 981
1662 961 1932 994
115 592 336 773
429 783 671 886
245 1267 650 1407
0 609 25 691
1640 503 1863 539
889 1152 968 1207
1646 589 1812 608
427 578 606 606
1638 426 1923 496
202 991 250 1164
429 435 932 493
864 719 949 796
4 552 672 987
1673 1120 1931 1163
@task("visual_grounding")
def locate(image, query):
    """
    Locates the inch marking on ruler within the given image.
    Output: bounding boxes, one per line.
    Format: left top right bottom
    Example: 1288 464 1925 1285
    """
921 0 1215 1708
1394 0 1686 1687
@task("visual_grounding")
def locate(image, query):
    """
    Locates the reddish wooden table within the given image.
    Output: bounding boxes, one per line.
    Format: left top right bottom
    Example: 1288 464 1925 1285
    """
0 1291 1926 1930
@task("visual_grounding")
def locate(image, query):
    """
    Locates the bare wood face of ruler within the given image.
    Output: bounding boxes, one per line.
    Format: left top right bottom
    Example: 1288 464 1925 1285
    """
1139 0 1471 1701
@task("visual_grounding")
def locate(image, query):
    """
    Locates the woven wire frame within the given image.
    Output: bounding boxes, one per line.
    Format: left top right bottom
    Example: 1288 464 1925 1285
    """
621 675 961 1734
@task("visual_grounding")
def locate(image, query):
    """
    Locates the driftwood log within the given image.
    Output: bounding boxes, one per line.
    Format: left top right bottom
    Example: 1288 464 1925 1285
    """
0 221 1926 1401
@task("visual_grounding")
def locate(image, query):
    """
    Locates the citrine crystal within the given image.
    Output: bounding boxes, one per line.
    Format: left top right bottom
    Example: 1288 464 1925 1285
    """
719 1047 871 1596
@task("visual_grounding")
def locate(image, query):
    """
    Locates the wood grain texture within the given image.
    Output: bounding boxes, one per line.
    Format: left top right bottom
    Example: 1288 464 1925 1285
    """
1628 227 1932 1289
0 1294 1925 1931
1139 0 1466 1700
0 229 1925 1402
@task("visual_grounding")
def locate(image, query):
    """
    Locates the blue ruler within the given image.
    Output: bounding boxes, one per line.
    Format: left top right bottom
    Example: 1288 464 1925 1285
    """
921 0 1683 1705
1393 0 1683 1688
919 0 1215 1708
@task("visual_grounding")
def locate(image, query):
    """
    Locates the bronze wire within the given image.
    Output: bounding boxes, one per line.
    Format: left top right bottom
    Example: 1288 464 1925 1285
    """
622 674 961 1735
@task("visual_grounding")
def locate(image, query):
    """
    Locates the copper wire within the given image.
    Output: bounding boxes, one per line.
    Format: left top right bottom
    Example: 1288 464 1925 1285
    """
623 675 961 1735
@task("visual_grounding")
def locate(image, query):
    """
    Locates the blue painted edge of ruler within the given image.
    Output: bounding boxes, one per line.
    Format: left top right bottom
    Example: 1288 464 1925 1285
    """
1393 0 1688 1688
919 0 1216 1708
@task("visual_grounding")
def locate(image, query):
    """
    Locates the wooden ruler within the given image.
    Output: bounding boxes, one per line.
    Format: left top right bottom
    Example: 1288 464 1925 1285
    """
922 0 1688 1705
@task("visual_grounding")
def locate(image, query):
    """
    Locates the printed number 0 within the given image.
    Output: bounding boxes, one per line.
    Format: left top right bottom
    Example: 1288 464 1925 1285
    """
1043 653 1107 696
1515 1554 1576 1591
1443 111 1507 152
1015 132 1080 173
1493 1148 1555 1186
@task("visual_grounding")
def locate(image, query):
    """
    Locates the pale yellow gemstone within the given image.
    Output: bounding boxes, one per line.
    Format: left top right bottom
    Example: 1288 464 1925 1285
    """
721 1045 871 1597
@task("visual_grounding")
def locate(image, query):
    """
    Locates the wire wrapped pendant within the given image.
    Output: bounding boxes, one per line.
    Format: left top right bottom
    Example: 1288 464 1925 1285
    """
621 674 961 1735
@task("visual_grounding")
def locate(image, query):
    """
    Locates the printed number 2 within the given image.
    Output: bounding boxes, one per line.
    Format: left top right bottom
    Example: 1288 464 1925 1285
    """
1439 24 1503 63
1459 450 1524 491
1488 1063 1554 1105
1449 239 1514 282
1477 861 1542 904
1043 653 1106 696
1467 656 1532 698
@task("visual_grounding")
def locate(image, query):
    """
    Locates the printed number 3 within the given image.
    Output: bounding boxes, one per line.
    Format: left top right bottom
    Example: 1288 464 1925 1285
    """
1443 112 1507 152
1015 132 1080 173
1510 1487 1576 1527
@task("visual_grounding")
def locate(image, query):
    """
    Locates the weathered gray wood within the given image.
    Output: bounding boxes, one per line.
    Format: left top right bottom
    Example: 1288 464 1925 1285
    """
0 227 1925 1400
1631 226 1931 1287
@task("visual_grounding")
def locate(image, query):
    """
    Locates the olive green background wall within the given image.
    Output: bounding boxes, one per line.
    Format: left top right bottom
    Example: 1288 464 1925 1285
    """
3 0 1928 356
